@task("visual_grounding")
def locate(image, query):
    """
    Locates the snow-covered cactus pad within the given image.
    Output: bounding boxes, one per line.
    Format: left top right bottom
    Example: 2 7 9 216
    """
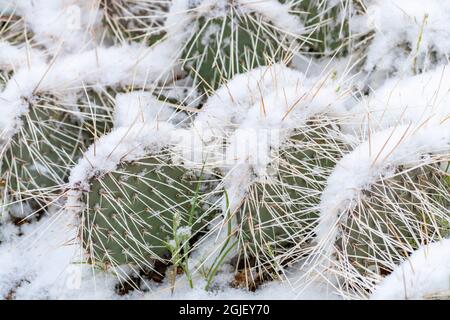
312 124 450 298
371 237 450 300
68 92 221 273
2 0 450 301
233 123 347 285
177 0 313 92
186 63 351 288
0 95 86 217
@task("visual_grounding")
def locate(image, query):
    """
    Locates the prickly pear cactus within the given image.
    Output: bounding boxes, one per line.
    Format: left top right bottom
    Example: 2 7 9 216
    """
338 161 450 282
181 1 307 92
235 121 346 283
291 0 361 56
81 151 219 269
313 125 450 298
0 97 86 215
0 70 9 90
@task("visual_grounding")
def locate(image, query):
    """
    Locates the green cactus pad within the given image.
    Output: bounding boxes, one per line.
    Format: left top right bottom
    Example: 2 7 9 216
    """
337 161 450 281
182 13 291 92
77 87 116 144
82 153 219 269
290 0 369 56
0 96 87 214
237 123 344 270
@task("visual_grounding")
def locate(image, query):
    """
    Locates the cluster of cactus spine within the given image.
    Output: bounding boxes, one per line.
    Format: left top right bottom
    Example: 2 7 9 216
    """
0 5 29 45
306 124 450 298
100 0 169 45
182 6 294 92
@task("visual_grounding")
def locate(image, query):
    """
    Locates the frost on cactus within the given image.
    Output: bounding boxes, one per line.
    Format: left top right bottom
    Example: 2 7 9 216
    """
81 151 219 270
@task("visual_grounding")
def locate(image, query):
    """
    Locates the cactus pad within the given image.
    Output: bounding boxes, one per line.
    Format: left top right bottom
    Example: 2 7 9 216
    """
336 160 450 287
182 13 291 92
236 122 345 273
0 96 87 215
82 153 219 269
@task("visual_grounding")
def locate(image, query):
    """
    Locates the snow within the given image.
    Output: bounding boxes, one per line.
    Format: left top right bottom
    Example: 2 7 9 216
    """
1 0 104 55
237 0 304 34
371 238 450 300
312 123 450 287
223 71 347 212
0 206 79 299
173 63 309 168
0 41 45 71
180 64 349 278
0 0 196 146
354 0 450 82
114 91 179 128
342 64 450 138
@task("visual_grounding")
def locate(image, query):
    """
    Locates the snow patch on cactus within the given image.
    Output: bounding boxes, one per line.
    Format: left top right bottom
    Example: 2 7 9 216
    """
114 91 179 128
354 0 450 79
0 41 45 71
68 122 173 188
237 0 304 34
224 70 348 211
173 63 308 168
343 64 450 137
187 65 349 276
1 0 104 54
0 43 181 146
371 238 450 300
